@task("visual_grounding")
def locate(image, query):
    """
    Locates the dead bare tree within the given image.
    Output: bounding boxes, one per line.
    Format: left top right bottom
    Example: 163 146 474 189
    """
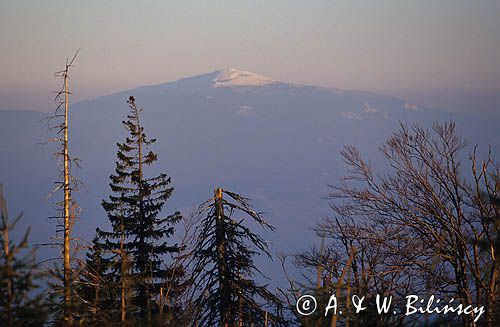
45 50 81 325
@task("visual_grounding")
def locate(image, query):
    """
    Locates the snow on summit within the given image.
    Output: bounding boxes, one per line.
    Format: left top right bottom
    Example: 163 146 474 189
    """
212 68 277 87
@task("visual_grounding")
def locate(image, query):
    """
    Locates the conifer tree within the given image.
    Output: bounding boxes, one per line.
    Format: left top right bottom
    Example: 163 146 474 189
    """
0 185 48 326
188 188 284 326
98 96 182 324
76 236 116 325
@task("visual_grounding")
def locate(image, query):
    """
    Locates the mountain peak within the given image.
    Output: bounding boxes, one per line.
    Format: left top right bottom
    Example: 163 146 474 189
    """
212 68 277 87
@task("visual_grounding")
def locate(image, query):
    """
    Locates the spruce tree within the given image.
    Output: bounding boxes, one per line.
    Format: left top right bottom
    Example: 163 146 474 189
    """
76 236 116 325
188 188 284 326
0 185 48 326
97 96 181 323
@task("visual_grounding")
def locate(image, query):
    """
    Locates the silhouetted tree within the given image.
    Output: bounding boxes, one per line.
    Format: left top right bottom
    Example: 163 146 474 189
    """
97 96 182 324
0 185 48 326
187 188 284 326
76 236 118 325
312 121 499 326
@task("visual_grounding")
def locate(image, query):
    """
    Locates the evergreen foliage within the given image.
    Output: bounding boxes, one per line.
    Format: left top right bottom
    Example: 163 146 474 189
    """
97 96 182 323
0 185 48 326
76 236 118 325
188 188 284 326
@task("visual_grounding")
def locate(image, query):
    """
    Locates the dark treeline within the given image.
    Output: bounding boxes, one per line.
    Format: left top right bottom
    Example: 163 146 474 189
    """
1 95 287 326
0 64 499 326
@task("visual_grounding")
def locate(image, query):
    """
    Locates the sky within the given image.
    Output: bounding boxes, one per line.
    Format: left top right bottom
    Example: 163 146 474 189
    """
1 0 500 113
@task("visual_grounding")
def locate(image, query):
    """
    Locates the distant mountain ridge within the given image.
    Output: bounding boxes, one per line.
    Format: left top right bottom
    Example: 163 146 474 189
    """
0 69 498 285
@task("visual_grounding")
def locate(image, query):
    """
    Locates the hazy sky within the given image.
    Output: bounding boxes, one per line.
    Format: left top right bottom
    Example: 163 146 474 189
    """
1 0 500 111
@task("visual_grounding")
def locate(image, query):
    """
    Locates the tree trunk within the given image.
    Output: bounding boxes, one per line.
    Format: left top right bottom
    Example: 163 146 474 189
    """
121 215 127 323
63 69 72 325
1 187 14 327
215 188 230 326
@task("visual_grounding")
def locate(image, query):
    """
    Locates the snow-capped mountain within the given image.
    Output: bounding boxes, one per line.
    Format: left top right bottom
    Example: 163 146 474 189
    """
0 70 498 283
212 68 278 87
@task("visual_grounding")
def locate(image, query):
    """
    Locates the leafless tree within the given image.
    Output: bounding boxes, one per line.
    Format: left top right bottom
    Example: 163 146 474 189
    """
44 50 81 325
318 121 499 326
